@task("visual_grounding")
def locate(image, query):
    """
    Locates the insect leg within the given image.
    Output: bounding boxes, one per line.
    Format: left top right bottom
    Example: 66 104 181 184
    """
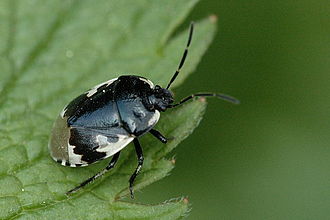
149 129 167 143
129 138 144 199
66 152 121 195
168 93 240 108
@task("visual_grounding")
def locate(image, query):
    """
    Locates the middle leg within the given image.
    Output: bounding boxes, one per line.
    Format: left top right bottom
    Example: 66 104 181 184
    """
129 138 144 199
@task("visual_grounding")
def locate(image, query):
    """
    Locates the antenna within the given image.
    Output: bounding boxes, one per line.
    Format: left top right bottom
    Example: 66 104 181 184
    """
166 22 194 89
168 93 240 108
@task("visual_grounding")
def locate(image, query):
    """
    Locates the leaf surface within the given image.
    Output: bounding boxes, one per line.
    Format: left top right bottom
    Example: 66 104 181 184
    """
0 0 216 219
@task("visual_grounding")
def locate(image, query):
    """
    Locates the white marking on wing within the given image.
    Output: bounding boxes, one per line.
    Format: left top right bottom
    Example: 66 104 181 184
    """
60 106 67 118
86 77 118 97
67 143 84 165
96 134 109 147
148 110 160 126
139 77 155 88
96 134 134 157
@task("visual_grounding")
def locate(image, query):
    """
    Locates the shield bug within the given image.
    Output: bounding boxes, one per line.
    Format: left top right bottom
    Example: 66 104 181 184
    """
48 22 239 198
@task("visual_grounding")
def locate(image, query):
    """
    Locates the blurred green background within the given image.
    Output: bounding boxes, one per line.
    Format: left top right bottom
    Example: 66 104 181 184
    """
137 0 330 219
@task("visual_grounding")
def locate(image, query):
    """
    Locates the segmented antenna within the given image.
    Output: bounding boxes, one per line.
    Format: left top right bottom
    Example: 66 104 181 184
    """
168 93 240 108
166 22 194 90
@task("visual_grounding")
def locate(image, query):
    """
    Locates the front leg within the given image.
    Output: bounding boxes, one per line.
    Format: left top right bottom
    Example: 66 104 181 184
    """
129 138 144 199
149 129 167 143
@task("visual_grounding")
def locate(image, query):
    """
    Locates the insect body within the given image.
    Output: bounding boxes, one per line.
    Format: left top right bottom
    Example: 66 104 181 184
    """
48 22 239 198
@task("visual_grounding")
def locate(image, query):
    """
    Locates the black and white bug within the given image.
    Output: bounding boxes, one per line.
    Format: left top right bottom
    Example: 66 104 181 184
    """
49 22 239 198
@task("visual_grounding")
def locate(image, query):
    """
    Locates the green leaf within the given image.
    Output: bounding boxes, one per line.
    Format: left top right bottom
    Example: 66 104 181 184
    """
0 0 216 219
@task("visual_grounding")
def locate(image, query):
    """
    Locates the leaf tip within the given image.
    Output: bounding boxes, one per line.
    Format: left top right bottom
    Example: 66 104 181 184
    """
209 14 218 23
170 158 176 165
183 197 189 204
198 97 207 103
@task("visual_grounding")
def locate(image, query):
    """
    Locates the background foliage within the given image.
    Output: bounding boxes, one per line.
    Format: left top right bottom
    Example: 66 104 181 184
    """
0 0 216 219
139 0 330 219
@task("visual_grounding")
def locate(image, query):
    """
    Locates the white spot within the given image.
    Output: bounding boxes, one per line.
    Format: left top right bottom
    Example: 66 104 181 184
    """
21 188 25 192
96 135 109 147
66 49 74 58
96 134 134 157
86 78 118 97
106 78 118 86
60 106 67 118
86 88 98 98
139 77 154 88
67 143 83 165
61 160 67 166
148 110 160 126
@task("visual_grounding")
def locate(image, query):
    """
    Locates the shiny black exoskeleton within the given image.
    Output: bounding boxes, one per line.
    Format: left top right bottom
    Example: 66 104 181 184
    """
49 22 239 198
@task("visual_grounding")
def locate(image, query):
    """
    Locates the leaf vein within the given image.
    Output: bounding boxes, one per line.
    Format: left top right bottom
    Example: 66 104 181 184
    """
0 1 80 109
